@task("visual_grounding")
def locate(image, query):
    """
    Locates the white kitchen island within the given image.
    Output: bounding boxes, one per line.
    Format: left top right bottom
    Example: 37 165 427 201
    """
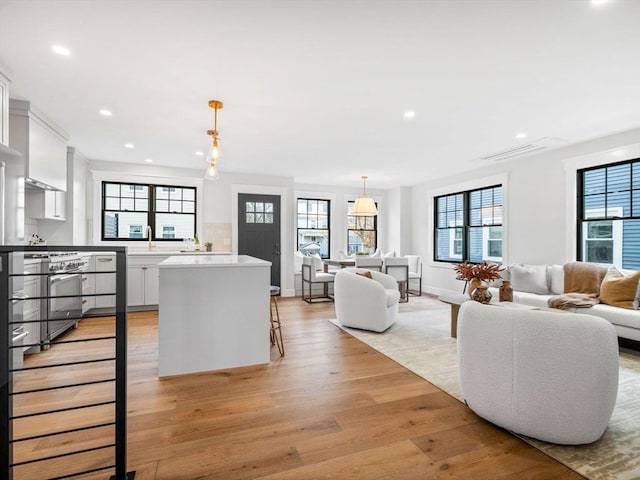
157 255 272 377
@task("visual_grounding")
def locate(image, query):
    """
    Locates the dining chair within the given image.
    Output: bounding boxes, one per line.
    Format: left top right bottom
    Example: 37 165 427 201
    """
384 257 409 302
405 255 422 296
301 256 334 303
355 257 383 271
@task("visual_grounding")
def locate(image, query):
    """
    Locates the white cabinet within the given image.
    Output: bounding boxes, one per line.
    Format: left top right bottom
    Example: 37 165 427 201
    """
127 266 145 306
0 69 9 147
26 190 66 221
94 254 116 309
9 99 69 191
82 255 95 314
127 255 168 307
23 261 42 353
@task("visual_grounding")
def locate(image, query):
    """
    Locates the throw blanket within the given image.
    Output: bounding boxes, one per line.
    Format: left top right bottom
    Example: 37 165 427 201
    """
563 262 608 294
548 292 600 309
548 262 608 309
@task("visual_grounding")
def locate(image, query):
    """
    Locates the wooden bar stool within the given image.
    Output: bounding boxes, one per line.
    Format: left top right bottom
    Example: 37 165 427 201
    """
270 285 284 356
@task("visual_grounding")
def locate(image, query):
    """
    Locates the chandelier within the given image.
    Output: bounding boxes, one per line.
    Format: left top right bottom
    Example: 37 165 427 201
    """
353 175 378 216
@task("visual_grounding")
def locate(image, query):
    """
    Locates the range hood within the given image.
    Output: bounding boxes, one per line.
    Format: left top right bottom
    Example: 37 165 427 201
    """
0 142 22 158
24 177 60 191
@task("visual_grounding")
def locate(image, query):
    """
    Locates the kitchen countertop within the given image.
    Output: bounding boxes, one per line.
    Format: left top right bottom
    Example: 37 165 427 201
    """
159 254 271 268
127 250 232 256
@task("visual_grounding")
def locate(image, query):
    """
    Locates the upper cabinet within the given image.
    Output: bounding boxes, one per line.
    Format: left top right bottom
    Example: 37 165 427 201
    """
0 68 9 147
9 99 69 191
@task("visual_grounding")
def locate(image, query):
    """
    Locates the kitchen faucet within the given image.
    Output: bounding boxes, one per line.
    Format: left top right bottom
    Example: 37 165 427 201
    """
146 225 153 250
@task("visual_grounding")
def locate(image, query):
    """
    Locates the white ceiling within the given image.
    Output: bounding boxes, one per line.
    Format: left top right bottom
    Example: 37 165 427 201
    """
1 0 639 189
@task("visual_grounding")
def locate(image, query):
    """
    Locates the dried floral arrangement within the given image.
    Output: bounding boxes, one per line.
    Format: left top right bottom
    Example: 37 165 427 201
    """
453 261 504 282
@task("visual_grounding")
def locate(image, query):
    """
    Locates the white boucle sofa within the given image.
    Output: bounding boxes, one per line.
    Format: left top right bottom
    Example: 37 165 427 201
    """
489 263 640 342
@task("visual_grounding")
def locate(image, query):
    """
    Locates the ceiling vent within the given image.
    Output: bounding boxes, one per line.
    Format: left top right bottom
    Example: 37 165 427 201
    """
480 137 567 162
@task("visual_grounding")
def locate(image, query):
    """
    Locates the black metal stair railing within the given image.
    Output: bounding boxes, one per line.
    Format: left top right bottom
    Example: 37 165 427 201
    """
0 246 134 480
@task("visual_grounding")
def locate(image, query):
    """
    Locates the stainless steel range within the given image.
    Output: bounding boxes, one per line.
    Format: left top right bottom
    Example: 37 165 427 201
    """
26 251 90 350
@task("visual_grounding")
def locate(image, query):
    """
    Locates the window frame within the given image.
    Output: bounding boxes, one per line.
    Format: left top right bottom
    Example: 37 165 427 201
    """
101 181 197 241
347 201 378 255
296 198 331 258
577 157 640 267
433 184 503 264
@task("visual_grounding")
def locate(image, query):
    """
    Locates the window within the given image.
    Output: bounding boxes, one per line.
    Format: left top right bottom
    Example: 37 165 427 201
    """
129 225 143 239
245 201 274 224
434 185 503 263
577 158 640 269
161 226 176 239
347 201 377 255
297 199 330 257
102 182 196 241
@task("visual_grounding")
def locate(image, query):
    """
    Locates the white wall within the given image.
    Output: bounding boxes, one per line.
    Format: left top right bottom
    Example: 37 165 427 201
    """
386 186 412 256
85 163 396 296
294 182 387 259
414 128 640 296
71 148 88 244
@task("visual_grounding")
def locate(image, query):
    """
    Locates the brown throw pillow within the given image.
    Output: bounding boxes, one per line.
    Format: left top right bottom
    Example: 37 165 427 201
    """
356 271 373 279
600 268 640 309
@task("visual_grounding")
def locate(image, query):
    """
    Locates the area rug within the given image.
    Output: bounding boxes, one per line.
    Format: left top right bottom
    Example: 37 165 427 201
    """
329 306 640 480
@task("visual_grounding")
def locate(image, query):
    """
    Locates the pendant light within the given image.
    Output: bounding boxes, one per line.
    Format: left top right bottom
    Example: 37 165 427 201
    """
205 100 223 180
353 175 378 216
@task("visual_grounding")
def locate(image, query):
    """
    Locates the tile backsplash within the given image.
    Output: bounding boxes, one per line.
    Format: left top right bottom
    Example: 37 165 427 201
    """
203 222 232 252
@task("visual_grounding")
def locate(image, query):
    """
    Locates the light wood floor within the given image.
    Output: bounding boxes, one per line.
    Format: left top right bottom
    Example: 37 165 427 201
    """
11 296 586 479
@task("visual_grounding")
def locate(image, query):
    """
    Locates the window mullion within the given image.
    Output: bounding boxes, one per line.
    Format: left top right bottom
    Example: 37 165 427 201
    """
463 191 470 262
149 185 155 241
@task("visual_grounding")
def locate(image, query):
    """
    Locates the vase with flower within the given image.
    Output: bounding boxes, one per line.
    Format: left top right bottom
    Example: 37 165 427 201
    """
453 261 504 304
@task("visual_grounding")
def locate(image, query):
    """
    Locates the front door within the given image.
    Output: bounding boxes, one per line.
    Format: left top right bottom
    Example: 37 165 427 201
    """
238 193 281 287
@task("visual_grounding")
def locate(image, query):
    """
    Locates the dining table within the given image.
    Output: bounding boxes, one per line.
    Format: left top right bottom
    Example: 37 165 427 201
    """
323 258 356 272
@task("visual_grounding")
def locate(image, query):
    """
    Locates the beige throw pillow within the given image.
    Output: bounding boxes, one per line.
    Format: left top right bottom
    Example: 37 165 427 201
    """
600 268 640 309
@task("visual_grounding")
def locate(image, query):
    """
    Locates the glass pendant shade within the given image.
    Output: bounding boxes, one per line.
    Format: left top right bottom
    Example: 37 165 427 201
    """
204 136 220 180
204 100 223 181
210 137 220 161
204 160 219 180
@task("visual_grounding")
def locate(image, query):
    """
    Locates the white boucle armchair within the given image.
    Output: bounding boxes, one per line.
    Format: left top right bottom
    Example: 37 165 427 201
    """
334 268 400 332
457 301 619 445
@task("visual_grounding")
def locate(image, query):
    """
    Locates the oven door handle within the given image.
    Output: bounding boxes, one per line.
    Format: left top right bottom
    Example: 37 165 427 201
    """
12 331 28 343
51 273 80 284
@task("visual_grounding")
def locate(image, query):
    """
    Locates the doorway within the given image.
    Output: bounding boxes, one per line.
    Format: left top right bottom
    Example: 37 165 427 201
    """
237 193 281 286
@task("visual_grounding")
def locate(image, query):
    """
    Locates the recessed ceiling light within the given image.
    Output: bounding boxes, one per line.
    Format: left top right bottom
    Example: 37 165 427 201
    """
99 109 112 117
403 111 416 119
124 143 135 149
515 132 527 139
145 158 153 163
195 151 204 156
51 44 71 56
612 149 626 156
591 0 609 5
